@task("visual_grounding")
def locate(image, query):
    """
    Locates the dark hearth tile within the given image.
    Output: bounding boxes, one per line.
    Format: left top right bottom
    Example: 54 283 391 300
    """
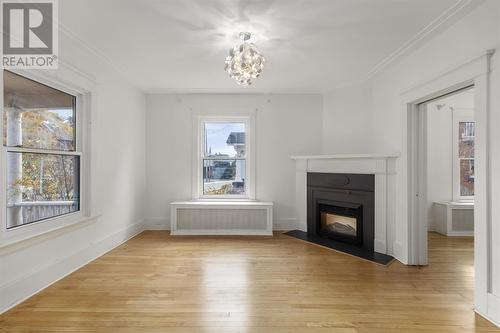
283 230 394 265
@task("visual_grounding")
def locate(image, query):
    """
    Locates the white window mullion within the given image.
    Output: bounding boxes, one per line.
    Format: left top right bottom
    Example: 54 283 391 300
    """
6 147 82 156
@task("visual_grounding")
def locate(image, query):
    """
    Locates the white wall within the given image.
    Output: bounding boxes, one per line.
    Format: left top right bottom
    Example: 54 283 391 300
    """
145 94 323 230
490 1 500 323
322 82 374 153
0 31 147 312
360 0 500 323
426 103 453 230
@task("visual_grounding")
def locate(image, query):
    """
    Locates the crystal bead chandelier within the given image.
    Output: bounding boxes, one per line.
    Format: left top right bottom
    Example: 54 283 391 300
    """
224 32 265 86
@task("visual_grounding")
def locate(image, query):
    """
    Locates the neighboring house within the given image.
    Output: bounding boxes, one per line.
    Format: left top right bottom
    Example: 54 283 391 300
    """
226 132 245 157
226 132 245 193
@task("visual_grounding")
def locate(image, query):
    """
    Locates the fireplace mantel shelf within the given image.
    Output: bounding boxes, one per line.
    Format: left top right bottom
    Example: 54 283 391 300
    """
291 153 399 160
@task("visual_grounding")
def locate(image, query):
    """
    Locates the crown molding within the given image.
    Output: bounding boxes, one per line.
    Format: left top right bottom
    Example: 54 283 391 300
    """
58 59 98 85
322 0 482 94
363 0 479 81
144 87 323 95
58 24 141 91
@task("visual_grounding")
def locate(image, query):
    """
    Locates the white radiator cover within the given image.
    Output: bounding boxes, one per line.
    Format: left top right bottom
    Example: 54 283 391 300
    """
170 201 273 235
432 201 474 236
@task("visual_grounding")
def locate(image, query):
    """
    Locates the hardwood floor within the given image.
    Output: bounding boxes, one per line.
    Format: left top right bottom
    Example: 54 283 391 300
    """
1 231 498 332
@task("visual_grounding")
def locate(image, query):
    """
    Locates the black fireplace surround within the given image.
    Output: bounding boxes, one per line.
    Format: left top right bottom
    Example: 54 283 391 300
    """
307 172 375 251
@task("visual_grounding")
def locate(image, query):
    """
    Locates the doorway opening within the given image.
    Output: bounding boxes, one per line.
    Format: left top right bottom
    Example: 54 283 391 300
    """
415 86 475 270
404 51 494 324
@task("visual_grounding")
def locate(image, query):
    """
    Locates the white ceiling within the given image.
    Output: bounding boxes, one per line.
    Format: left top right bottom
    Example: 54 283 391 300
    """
59 0 465 93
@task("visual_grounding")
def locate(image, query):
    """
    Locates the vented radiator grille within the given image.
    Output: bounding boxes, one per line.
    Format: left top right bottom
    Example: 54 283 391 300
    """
177 208 267 230
170 202 273 235
452 209 474 232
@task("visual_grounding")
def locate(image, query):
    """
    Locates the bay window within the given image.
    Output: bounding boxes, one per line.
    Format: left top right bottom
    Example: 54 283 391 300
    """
2 70 84 231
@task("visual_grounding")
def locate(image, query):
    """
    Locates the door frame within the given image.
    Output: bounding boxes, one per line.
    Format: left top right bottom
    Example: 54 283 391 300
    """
400 50 494 318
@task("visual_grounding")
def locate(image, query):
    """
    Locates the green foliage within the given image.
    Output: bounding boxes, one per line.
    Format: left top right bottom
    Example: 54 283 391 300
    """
7 110 77 203
205 183 233 195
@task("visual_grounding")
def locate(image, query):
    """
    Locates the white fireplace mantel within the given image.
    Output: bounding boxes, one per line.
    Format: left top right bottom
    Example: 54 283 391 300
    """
292 153 399 255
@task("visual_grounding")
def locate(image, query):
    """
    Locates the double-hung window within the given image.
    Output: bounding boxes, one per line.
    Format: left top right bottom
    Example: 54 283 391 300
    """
3 70 82 230
198 117 252 199
453 117 475 201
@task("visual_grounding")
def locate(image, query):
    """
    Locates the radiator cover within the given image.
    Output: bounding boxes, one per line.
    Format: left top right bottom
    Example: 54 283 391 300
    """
170 201 273 235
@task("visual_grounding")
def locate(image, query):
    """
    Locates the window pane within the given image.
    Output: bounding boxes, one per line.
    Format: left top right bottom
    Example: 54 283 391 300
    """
460 159 474 196
6 152 80 229
203 159 245 195
3 71 76 151
459 121 475 158
204 122 245 158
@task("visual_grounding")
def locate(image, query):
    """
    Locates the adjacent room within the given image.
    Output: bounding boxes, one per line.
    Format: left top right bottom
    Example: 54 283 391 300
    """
1 0 500 332
427 88 475 240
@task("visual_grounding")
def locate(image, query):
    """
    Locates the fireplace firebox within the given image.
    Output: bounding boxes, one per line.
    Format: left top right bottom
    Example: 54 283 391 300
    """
307 173 375 252
318 203 363 245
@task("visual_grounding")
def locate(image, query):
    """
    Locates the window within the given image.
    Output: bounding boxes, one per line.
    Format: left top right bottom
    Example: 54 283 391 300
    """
198 117 253 199
452 113 475 201
3 71 81 229
457 121 475 198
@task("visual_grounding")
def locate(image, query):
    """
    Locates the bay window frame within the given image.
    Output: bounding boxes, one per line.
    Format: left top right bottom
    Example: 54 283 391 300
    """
0 69 92 247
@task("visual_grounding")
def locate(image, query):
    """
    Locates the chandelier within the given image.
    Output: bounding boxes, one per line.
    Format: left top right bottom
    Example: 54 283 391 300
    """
224 32 265 86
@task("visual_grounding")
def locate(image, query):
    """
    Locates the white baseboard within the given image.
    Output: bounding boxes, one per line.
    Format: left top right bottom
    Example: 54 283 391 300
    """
374 238 387 254
445 231 474 237
476 308 500 329
273 218 302 231
0 220 144 314
144 218 169 230
144 217 302 232
171 229 273 236
393 241 407 264
486 293 500 327
427 218 435 232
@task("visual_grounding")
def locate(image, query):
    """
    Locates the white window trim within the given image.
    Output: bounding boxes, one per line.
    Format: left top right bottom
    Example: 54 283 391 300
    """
0 69 93 247
194 115 256 201
452 109 474 202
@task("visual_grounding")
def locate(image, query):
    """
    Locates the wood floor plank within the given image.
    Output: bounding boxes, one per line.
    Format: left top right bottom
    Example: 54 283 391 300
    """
0 231 498 332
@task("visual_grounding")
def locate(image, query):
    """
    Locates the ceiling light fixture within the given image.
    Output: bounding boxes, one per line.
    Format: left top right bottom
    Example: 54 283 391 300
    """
224 32 265 86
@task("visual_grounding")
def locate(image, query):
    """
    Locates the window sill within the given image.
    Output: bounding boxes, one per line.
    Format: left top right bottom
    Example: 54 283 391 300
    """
0 214 99 253
195 197 256 202
434 201 474 208
171 200 273 207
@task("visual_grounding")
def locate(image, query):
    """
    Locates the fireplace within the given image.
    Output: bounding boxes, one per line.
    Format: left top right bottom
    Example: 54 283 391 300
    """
318 203 362 245
288 154 396 264
307 173 375 251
